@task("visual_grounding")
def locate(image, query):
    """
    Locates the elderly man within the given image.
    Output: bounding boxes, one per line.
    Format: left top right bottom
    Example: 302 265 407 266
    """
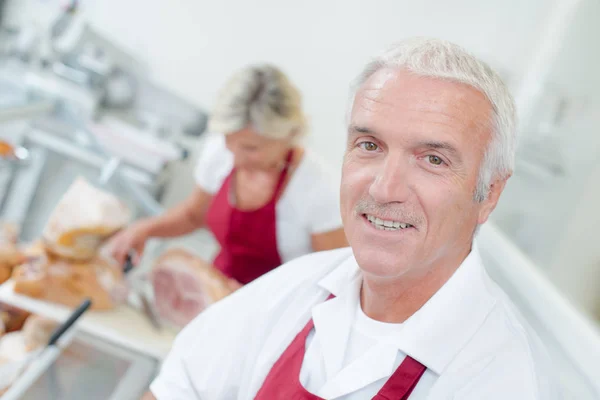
145 37 559 400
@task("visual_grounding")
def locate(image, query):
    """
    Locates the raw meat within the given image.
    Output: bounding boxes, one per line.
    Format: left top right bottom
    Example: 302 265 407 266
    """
0 267 11 286
42 177 131 261
151 248 240 328
0 302 30 333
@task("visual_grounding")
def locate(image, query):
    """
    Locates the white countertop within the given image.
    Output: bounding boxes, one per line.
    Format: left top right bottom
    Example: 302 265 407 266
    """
0 280 178 361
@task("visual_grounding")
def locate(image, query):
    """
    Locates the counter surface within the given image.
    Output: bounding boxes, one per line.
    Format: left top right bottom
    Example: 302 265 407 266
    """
0 279 178 360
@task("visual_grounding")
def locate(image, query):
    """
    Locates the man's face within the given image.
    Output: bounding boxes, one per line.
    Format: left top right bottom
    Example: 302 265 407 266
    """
341 68 502 280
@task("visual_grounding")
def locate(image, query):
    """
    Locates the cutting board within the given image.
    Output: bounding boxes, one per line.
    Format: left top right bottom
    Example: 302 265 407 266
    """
0 280 178 360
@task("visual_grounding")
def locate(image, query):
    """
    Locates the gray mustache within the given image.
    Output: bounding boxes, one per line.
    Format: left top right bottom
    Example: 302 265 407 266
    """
354 199 423 226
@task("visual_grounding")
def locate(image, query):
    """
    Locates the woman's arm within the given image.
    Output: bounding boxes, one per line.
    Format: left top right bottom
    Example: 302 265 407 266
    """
109 187 214 264
144 187 213 238
311 228 348 252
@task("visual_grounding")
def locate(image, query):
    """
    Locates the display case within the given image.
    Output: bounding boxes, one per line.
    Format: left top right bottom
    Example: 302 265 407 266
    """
10 331 158 400
2 329 157 400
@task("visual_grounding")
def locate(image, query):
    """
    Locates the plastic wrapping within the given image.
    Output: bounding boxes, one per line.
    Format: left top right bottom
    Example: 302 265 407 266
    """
42 177 131 261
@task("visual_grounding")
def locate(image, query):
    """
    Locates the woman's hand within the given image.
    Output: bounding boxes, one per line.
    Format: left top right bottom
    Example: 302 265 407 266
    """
107 220 152 266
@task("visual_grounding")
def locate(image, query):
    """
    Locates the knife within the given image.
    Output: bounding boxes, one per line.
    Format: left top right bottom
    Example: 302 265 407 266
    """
0 298 92 394
123 254 162 331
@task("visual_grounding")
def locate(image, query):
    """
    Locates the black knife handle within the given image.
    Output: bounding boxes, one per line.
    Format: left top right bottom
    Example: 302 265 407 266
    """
47 298 92 347
123 253 135 274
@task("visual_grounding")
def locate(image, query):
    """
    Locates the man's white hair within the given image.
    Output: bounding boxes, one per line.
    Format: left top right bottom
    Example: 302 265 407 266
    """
348 37 517 202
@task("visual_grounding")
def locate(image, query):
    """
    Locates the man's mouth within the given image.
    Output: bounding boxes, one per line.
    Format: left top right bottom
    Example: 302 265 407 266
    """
363 214 414 231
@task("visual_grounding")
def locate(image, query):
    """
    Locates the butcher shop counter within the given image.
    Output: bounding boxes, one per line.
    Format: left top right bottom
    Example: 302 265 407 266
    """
0 279 180 398
0 279 179 361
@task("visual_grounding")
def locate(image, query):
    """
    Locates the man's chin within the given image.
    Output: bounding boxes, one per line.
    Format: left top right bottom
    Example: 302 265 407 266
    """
352 247 414 280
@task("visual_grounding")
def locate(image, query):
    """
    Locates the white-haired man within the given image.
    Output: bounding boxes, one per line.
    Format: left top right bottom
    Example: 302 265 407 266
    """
145 38 560 400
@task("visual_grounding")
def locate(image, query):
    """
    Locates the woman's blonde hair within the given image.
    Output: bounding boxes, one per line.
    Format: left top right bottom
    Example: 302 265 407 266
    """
208 64 306 141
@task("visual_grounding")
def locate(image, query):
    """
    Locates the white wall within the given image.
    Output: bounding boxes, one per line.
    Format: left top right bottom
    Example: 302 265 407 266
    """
490 0 600 318
549 159 600 317
86 0 556 174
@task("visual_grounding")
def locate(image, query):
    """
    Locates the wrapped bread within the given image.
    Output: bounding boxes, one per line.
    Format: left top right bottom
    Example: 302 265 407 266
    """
151 248 240 328
42 177 131 261
12 249 128 311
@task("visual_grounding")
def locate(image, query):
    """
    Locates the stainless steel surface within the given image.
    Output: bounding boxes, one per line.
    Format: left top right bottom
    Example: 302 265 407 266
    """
10 145 29 163
26 128 154 187
0 146 47 232
0 100 56 123
0 137 30 211
0 10 206 234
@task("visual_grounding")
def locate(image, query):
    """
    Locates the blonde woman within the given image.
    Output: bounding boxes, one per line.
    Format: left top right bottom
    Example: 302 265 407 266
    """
109 64 347 285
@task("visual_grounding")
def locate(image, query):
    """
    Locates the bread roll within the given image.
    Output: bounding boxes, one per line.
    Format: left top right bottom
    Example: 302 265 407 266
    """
0 303 30 333
21 315 57 351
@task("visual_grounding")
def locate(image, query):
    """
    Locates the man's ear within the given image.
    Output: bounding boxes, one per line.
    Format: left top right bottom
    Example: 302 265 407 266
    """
477 175 510 225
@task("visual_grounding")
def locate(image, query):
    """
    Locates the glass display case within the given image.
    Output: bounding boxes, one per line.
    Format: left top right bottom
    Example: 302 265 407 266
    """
5 331 157 400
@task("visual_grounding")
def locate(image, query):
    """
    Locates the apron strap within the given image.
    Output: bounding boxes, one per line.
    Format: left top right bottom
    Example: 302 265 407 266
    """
372 356 427 400
273 149 295 196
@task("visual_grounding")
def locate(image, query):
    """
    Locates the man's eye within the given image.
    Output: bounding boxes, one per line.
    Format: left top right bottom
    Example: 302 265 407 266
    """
359 142 378 151
428 155 444 165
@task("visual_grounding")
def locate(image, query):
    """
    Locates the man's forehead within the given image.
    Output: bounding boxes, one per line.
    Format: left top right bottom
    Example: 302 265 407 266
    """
350 68 492 143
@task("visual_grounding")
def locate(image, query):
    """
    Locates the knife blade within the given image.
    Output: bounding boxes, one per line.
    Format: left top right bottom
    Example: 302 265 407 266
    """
123 254 162 331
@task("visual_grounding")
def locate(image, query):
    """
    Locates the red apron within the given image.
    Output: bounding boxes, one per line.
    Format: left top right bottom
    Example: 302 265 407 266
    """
205 150 293 284
255 296 427 400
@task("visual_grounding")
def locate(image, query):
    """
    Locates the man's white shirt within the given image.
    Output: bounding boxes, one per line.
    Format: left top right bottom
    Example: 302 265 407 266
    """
151 245 561 399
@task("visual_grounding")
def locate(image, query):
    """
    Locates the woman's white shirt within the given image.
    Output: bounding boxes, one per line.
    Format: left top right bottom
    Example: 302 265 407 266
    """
194 133 343 262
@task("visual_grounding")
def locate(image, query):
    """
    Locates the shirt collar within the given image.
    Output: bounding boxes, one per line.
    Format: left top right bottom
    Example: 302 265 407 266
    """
316 243 497 375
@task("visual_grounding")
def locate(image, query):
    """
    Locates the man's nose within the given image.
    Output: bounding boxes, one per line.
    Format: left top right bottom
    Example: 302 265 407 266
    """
368 155 411 204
